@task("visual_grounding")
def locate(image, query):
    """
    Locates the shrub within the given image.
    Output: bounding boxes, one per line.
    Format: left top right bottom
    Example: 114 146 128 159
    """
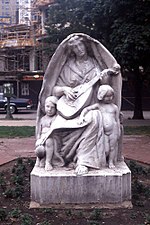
9 208 21 218
90 209 103 221
4 185 24 198
0 172 6 191
12 175 24 185
0 208 7 221
20 213 33 225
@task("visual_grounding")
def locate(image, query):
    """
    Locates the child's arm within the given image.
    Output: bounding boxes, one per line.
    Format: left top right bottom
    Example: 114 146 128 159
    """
114 104 121 137
36 119 42 146
114 105 120 122
78 103 99 124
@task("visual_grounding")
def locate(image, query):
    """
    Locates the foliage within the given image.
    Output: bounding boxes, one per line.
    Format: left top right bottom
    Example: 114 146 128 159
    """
20 213 34 225
46 0 150 66
46 0 150 119
127 160 149 175
65 209 72 216
9 208 22 219
109 0 150 70
43 208 54 215
4 185 24 198
27 158 35 167
0 172 6 191
0 126 35 137
127 160 150 207
0 158 149 224
46 0 92 43
89 208 103 221
38 222 52 225
145 213 150 224
12 158 27 175
12 174 24 185
0 208 7 221
3 158 27 199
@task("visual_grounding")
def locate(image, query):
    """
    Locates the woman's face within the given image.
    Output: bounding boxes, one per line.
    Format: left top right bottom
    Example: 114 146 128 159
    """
71 40 87 57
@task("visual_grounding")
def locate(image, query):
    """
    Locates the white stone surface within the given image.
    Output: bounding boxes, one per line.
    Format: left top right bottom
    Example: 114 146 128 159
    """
35 33 123 175
30 161 131 206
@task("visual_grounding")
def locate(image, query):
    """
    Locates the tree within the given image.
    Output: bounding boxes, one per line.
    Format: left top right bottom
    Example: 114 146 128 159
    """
108 0 150 119
46 0 150 119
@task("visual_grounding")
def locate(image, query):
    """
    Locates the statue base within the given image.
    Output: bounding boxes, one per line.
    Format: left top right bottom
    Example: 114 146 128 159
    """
30 161 132 208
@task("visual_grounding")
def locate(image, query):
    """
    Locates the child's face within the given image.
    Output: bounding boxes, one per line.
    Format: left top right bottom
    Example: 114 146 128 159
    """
102 91 114 104
45 101 56 116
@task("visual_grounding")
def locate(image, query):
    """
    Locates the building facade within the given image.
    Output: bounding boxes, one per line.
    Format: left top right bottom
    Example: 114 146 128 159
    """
0 23 44 107
0 0 19 29
19 0 32 25
0 0 55 108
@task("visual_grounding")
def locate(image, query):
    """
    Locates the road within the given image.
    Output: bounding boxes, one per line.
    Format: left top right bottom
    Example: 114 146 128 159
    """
0 110 150 127
0 109 37 120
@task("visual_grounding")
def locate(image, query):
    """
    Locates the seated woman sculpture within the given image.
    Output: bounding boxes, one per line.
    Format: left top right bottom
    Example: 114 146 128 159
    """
36 33 122 175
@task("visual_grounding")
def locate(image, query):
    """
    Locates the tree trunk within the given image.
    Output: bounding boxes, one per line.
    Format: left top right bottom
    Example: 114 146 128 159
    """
132 69 144 119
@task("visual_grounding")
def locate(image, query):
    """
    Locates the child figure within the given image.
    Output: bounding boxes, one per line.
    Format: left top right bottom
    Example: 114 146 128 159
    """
79 84 120 169
35 96 58 171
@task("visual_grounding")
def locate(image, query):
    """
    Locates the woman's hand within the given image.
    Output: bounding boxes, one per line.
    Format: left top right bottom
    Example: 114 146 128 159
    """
63 87 77 101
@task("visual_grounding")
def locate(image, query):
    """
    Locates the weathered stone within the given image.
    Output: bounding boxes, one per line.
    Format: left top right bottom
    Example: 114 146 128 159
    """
31 33 131 207
31 161 131 206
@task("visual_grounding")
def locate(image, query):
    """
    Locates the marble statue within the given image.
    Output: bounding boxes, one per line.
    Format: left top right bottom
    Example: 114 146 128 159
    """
35 96 64 171
79 84 121 169
35 33 123 175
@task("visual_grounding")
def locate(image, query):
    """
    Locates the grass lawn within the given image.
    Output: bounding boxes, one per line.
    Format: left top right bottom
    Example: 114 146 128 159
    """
0 126 150 138
0 126 35 138
124 126 150 135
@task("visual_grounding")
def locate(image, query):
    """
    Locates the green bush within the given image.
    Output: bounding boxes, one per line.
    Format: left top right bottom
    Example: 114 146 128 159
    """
0 172 6 191
20 213 34 225
38 221 52 225
12 159 27 175
0 208 7 221
4 185 24 199
89 208 103 221
9 208 21 218
12 175 24 185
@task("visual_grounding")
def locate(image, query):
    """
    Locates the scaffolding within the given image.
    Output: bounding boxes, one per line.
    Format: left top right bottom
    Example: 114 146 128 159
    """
0 23 43 72
0 24 35 49
32 0 55 8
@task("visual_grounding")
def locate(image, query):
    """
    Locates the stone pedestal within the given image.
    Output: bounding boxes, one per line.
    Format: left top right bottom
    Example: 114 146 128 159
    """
30 161 131 208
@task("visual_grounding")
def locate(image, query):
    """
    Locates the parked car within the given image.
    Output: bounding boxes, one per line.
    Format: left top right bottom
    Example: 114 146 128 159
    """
0 93 33 114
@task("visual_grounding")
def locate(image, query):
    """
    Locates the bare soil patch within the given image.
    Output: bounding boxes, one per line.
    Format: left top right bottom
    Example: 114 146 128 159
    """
0 158 150 225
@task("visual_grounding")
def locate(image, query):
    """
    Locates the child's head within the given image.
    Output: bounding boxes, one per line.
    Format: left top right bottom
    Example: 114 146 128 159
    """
45 96 57 116
97 85 114 103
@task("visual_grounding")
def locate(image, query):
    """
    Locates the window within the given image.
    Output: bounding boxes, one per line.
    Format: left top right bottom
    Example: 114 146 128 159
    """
21 83 29 96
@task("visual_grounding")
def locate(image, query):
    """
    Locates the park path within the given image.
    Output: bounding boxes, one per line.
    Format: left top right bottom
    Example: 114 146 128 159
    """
0 112 150 166
0 135 149 166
